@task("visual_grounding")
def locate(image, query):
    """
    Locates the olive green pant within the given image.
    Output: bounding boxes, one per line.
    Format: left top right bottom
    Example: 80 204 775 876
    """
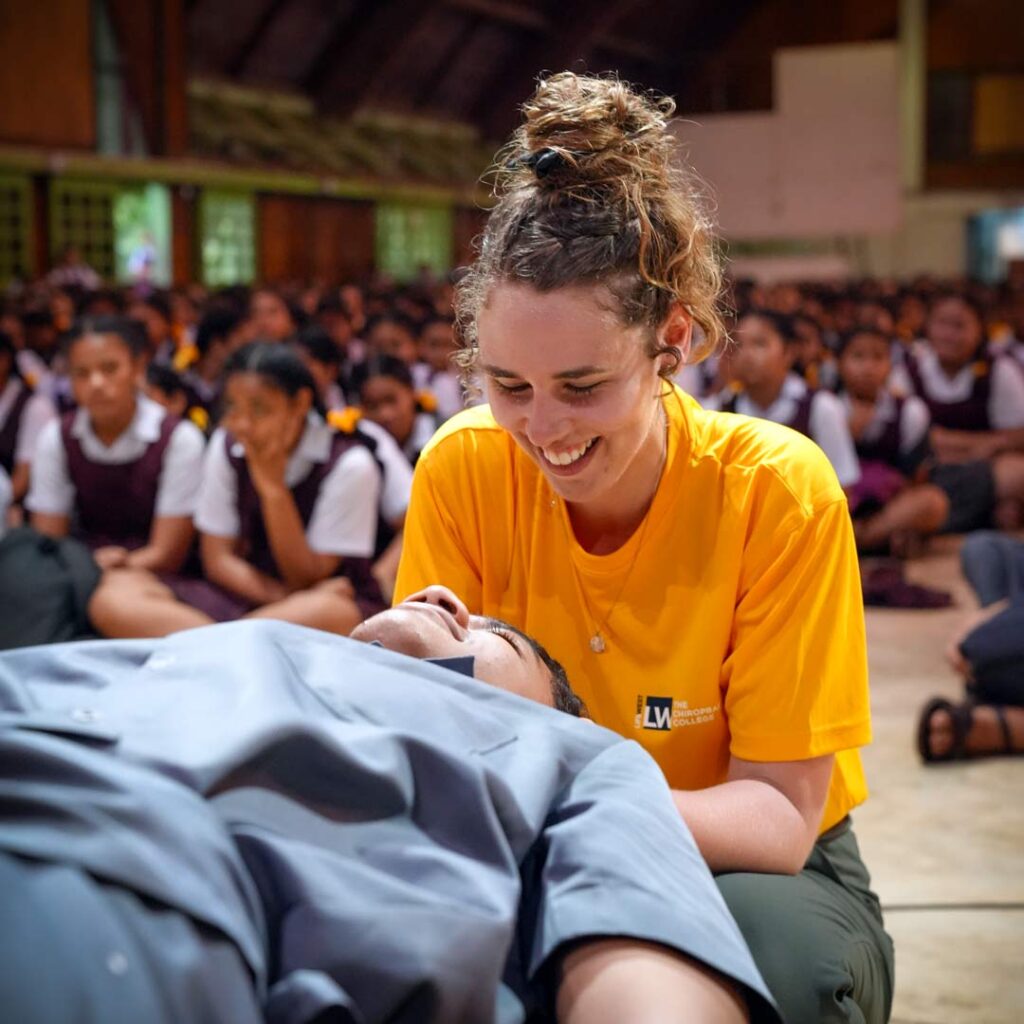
716 817 894 1024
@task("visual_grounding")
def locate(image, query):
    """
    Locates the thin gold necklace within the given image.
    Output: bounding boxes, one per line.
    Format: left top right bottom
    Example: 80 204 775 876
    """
571 508 654 653
559 403 667 655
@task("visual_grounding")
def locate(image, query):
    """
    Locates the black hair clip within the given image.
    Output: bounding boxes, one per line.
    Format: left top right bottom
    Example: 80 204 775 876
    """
521 147 566 179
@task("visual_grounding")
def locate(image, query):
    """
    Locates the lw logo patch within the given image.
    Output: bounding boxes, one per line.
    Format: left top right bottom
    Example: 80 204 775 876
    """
639 695 673 731
634 695 720 731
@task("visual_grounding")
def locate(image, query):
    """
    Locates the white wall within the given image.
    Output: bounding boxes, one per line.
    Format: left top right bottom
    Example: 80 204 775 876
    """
675 43 903 239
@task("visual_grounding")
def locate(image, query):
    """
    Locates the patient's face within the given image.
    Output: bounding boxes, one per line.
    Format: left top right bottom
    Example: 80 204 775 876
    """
351 586 553 707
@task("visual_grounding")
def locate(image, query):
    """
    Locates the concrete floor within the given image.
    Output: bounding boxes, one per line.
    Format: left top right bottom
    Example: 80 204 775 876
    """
854 538 1024 1024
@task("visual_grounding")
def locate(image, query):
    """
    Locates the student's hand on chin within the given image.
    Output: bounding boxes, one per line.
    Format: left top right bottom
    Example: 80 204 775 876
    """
245 433 290 496
93 545 129 570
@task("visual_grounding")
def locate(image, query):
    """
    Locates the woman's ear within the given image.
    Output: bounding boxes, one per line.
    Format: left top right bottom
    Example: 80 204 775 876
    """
657 304 694 369
295 386 314 416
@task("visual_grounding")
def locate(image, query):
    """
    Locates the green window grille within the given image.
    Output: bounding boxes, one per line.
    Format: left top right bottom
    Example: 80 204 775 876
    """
199 190 256 287
375 203 453 282
0 173 33 286
49 179 117 281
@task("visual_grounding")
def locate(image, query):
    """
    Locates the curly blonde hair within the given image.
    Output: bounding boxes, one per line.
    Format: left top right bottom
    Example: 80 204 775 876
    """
455 72 724 389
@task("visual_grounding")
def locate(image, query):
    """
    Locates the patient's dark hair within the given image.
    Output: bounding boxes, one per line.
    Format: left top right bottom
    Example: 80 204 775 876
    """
484 617 588 717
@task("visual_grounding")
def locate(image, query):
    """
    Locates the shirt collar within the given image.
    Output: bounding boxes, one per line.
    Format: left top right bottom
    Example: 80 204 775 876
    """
71 392 164 445
293 413 332 463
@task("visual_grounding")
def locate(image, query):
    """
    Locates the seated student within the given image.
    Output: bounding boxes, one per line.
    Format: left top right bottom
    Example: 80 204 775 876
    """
837 326 949 555
314 292 364 392
793 313 839 392
918 533 1024 762
413 314 464 421
144 362 212 436
174 304 247 418
0 588 778 1024
295 333 415 599
351 354 441 466
26 316 205 574
128 292 176 364
294 324 347 410
710 309 861 489
0 331 56 509
365 310 419 365
250 286 303 342
893 292 1024 529
89 342 384 638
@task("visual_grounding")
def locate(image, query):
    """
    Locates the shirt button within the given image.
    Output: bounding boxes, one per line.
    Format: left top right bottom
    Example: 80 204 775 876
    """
70 708 98 724
106 952 129 975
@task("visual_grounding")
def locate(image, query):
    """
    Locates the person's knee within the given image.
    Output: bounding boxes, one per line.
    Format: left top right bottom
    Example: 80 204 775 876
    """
715 873 892 1024
921 487 950 532
960 531 1004 581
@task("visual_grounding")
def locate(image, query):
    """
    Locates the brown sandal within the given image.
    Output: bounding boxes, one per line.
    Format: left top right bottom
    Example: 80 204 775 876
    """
917 698 1019 763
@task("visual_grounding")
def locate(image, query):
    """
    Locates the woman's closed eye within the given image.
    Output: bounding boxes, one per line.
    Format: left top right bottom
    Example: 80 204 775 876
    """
491 379 604 402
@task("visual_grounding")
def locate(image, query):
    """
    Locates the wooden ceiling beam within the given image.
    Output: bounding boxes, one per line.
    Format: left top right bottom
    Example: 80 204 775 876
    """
226 0 290 77
446 0 658 62
478 0 646 138
306 0 444 115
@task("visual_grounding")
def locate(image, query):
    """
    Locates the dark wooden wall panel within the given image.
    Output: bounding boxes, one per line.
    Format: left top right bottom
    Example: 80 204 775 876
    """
454 206 487 269
171 186 195 285
259 194 375 283
0 3 94 148
106 0 187 156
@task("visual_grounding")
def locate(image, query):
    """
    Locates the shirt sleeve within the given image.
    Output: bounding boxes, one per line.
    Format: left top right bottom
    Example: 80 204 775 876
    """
393 442 484 608
194 429 240 537
808 392 861 488
14 392 57 465
306 445 381 557
0 467 10 535
24 419 74 517
899 395 931 453
154 421 207 518
527 740 776 1015
431 373 464 423
369 427 414 523
988 358 1024 430
724 481 872 762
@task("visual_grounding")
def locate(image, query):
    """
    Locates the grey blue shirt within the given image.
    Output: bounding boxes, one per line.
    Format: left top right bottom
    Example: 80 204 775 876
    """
0 621 775 1022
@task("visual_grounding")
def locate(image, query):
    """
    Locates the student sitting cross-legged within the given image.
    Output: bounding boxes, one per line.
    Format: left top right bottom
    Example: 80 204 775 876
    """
26 315 205 575
87 342 384 638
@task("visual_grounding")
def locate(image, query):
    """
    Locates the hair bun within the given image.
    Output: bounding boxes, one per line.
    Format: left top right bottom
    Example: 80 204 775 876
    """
507 72 676 193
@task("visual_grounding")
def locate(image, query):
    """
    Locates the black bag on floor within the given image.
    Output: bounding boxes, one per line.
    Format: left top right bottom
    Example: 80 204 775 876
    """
0 528 100 650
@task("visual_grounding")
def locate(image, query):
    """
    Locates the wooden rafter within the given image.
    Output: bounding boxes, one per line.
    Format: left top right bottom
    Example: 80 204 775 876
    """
305 0 445 115
226 0 290 77
478 0 645 138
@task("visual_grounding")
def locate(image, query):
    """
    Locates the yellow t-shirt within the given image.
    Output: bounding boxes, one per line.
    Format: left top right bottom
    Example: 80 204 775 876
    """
395 386 871 833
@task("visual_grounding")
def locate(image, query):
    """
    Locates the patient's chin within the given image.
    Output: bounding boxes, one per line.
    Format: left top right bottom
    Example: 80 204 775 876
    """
350 610 436 658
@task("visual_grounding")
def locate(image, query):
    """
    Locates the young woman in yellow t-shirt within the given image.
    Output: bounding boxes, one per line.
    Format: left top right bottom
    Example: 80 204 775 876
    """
396 74 893 1024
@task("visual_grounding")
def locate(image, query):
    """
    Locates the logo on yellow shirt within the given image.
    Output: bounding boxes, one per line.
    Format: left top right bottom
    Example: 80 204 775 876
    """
638 695 673 730
635 695 720 731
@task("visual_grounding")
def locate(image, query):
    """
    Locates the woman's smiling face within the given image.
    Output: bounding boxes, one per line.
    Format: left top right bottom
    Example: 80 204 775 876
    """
476 283 669 509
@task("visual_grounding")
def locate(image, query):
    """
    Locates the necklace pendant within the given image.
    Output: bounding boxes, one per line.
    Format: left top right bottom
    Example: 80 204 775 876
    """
589 633 606 654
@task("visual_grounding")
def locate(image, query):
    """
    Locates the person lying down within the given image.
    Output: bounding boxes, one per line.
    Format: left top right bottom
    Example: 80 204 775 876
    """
0 586 778 1024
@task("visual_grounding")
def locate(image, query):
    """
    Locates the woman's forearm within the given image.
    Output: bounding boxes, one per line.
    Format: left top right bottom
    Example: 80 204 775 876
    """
672 779 817 875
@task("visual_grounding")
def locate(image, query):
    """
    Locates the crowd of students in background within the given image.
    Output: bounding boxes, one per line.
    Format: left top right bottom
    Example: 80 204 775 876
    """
0 272 463 637
1 269 1023 673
